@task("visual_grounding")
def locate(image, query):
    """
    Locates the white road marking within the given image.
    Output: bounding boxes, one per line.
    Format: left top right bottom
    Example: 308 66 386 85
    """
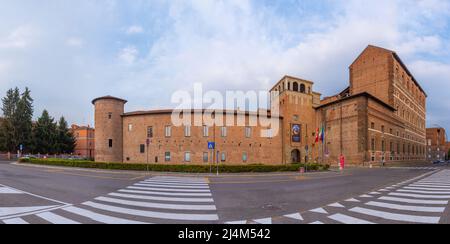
0 205 60 218
359 195 373 198
0 187 23 194
118 189 212 197
369 192 381 195
109 192 214 203
379 196 448 205
310 221 324 224
36 212 80 224
328 203 345 208
350 207 441 224
404 186 450 191
62 206 147 224
2 218 28 224
366 201 446 213
389 192 450 199
83 201 219 221
416 182 450 185
134 183 210 189
95 196 217 211
284 213 303 221
328 213 374 224
225 220 247 224
143 180 208 186
128 186 211 193
345 198 360 203
409 184 450 189
309 208 328 214
253 218 272 224
397 189 450 195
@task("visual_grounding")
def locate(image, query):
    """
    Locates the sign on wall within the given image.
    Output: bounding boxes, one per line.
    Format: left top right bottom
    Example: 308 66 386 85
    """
292 124 301 143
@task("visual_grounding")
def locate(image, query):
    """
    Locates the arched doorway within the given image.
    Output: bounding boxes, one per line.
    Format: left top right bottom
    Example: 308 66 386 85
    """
291 149 301 163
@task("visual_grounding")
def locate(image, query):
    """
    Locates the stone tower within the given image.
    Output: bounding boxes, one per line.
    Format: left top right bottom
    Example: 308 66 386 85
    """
92 96 127 163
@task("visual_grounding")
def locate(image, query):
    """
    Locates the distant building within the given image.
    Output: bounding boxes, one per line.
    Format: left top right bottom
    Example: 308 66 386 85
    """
426 128 447 161
92 45 427 165
71 124 95 159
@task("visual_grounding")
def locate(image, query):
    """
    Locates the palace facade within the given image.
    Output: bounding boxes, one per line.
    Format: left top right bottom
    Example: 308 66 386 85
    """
93 45 427 165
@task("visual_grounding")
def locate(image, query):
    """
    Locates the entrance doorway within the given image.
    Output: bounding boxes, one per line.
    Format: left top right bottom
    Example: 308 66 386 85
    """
291 149 301 163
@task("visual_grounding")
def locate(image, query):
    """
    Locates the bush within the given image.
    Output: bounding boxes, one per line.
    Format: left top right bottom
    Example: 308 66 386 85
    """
18 158 330 173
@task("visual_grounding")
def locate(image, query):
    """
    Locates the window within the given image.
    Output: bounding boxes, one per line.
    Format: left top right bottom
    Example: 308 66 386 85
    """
147 126 153 138
109 139 113 148
293 82 299 92
300 84 306 93
165 152 171 162
128 124 133 132
108 113 112 119
381 126 385 133
245 127 252 138
371 138 375 151
185 126 191 137
242 152 248 163
389 128 393 135
203 126 209 137
371 122 375 129
221 152 226 162
203 152 209 163
184 152 191 162
382 140 385 152
221 127 227 137
140 144 145 154
165 126 172 137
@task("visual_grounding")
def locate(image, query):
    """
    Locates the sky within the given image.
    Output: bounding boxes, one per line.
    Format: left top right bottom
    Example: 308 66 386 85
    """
0 0 449 129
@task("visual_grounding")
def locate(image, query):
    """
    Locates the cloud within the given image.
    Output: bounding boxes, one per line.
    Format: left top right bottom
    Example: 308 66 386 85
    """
126 25 144 35
66 37 84 47
0 0 449 129
118 46 139 65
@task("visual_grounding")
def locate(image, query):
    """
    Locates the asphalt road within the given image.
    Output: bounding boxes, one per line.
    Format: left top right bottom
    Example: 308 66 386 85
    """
0 160 449 224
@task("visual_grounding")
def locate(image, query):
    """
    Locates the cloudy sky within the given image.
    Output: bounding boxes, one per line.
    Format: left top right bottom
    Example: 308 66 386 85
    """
0 0 449 128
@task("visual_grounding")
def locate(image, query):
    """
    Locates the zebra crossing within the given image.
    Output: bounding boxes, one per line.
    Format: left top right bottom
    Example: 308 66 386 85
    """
226 169 450 224
387 166 441 170
0 176 219 224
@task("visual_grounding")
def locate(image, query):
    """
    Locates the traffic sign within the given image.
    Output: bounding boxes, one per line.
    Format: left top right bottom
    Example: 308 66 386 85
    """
19 144 23 151
208 142 215 150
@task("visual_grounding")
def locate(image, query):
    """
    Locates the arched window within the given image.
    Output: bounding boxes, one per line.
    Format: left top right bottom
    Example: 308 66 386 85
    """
300 84 306 93
293 82 299 92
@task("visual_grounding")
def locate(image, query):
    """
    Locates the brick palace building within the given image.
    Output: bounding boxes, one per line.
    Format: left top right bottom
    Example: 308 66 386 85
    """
426 128 448 161
92 45 427 165
71 124 95 159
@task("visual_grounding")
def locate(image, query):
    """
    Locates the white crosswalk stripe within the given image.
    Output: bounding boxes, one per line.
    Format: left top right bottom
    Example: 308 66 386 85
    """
224 169 450 224
1 176 219 224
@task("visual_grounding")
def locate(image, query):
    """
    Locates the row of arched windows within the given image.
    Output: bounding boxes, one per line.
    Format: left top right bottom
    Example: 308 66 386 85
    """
275 81 310 94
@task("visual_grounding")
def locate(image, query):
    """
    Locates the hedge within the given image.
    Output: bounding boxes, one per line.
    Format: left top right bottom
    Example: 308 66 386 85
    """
18 158 330 173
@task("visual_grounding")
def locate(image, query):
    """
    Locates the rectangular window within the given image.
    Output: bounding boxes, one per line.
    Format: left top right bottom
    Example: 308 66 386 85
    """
242 152 248 163
221 152 226 162
165 126 172 137
147 126 153 138
381 126 385 133
140 144 145 153
108 139 113 148
108 113 112 119
203 152 209 163
382 140 385 152
185 126 191 137
371 138 375 151
184 152 191 162
203 126 209 137
165 152 171 162
371 122 375 129
128 124 133 132
245 127 252 138
221 127 227 137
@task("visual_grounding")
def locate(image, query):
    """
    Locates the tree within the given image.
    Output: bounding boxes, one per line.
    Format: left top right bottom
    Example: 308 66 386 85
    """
13 88 34 153
56 117 76 154
0 87 24 152
33 110 57 154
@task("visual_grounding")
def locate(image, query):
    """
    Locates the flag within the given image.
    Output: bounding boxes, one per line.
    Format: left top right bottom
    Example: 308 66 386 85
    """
320 126 325 142
315 128 319 143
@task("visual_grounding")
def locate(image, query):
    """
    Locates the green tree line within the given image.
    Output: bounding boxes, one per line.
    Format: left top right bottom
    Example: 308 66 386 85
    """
0 87 76 154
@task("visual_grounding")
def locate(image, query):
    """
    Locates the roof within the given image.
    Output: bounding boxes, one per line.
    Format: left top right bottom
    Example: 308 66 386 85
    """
316 92 396 111
270 75 314 91
351 45 427 97
92 96 128 105
122 109 283 119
